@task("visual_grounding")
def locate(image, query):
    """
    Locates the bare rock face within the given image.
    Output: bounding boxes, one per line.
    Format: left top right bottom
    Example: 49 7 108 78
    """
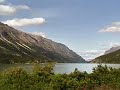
104 46 120 55
91 46 120 64
0 22 86 63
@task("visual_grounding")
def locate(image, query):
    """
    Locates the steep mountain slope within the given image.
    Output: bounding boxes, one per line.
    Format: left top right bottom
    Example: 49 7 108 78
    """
0 22 85 63
104 46 120 55
91 49 120 63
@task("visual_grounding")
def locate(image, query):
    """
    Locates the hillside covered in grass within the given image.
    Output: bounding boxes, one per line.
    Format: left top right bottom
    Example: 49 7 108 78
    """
91 49 120 63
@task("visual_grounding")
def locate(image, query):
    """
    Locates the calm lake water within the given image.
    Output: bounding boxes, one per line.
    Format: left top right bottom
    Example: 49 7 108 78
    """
0 63 120 74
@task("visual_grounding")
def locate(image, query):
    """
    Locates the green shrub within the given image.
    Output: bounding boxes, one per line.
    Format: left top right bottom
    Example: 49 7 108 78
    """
0 64 119 90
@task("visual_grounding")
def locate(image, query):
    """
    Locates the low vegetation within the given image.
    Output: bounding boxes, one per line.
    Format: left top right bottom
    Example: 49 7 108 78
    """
0 63 120 90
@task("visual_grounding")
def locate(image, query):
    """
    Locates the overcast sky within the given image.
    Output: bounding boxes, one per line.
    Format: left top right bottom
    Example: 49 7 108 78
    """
0 0 120 60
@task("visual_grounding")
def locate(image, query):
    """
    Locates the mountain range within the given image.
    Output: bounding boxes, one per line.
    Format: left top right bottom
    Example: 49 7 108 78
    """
104 46 120 55
91 46 120 63
1 21 120 64
0 22 86 63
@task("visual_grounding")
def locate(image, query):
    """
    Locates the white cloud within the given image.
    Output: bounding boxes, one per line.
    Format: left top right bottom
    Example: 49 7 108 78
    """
79 41 120 61
0 5 16 15
31 32 46 38
99 22 120 32
15 5 30 10
100 41 120 48
0 0 5 3
99 27 120 32
0 4 30 15
2 18 46 27
79 50 105 60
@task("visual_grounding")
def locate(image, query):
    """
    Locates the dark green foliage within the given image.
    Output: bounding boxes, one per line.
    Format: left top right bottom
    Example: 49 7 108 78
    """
0 64 120 90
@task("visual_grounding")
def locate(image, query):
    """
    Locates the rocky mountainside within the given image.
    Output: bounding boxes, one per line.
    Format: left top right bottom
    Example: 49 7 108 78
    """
0 22 86 63
104 46 120 55
91 49 120 64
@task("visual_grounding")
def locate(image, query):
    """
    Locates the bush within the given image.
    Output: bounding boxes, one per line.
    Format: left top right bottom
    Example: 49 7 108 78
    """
0 64 119 90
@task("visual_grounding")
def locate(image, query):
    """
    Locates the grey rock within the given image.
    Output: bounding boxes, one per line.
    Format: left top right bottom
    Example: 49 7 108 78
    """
0 22 86 63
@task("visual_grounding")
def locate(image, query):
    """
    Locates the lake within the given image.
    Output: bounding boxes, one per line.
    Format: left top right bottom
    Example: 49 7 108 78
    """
0 63 120 74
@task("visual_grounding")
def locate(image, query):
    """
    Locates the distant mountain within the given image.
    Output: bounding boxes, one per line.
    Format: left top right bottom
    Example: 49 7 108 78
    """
104 46 120 55
91 48 120 64
0 22 86 63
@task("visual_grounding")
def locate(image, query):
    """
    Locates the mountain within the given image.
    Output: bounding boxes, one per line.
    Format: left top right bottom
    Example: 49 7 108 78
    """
91 49 120 63
0 22 86 63
104 46 120 55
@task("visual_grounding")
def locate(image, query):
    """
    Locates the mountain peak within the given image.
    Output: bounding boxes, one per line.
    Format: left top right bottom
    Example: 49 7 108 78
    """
91 46 120 63
0 22 4 25
104 46 120 55
0 22 86 63
0 22 9 27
